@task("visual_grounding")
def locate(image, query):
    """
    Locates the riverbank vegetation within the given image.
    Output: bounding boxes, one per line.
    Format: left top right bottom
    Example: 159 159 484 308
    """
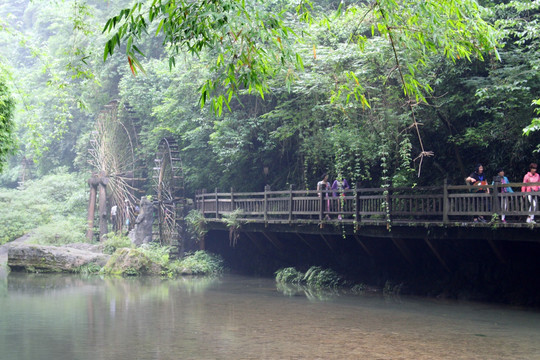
100 235 224 277
102 246 225 277
0 168 87 245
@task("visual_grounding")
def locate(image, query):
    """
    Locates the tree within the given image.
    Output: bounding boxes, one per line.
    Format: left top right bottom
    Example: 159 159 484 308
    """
0 69 16 173
103 0 501 175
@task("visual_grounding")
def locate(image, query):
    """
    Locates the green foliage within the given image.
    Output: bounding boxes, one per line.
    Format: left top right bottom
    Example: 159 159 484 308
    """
303 266 342 288
0 169 87 245
103 0 304 115
74 262 102 275
0 0 537 218
169 251 225 276
275 265 342 289
275 267 303 284
222 208 244 246
102 233 132 255
0 71 16 173
185 209 207 243
102 247 161 276
27 216 86 246
138 242 171 267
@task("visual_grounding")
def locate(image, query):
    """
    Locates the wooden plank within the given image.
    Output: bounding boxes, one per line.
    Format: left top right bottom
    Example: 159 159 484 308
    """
424 238 450 272
243 232 266 253
354 234 373 256
296 233 316 250
320 234 334 251
391 238 414 265
262 231 284 250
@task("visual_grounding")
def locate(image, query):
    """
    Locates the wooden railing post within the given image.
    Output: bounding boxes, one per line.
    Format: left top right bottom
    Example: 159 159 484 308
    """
443 178 449 224
264 185 269 223
492 177 501 216
215 187 219 219
288 184 293 223
201 188 206 215
230 187 235 212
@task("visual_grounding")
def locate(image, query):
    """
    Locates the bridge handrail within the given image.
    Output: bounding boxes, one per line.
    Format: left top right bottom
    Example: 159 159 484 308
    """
194 182 540 224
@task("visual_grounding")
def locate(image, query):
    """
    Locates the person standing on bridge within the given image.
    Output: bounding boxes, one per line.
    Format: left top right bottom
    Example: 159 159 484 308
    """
492 168 513 224
317 173 331 219
522 163 539 224
465 164 489 223
331 175 350 220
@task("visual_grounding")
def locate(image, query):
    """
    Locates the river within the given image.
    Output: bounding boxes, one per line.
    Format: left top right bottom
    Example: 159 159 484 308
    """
1 273 539 359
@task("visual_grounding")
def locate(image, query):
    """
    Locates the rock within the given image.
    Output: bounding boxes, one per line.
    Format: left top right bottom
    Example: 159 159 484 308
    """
102 248 162 276
129 197 154 246
65 242 105 253
7 243 110 273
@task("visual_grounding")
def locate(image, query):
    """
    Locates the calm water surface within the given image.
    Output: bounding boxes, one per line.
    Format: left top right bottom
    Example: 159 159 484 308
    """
1 272 540 360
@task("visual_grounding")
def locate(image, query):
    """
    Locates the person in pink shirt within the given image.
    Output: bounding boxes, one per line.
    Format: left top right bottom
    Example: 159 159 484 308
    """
522 163 539 224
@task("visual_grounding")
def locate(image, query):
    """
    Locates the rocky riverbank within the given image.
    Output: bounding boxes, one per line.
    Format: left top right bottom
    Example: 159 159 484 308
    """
1 234 224 277
1 234 110 273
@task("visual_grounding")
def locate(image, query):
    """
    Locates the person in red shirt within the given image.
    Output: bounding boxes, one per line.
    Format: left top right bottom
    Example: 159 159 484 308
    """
522 163 539 224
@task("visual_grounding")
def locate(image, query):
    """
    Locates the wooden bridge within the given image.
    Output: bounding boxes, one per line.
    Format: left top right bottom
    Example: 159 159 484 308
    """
195 181 540 243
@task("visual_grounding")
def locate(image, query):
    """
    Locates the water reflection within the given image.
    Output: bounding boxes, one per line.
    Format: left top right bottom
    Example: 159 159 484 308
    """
1 273 540 359
276 282 340 302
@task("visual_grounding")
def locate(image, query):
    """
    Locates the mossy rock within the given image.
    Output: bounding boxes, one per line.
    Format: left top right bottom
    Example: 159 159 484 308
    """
7 243 109 273
102 248 162 276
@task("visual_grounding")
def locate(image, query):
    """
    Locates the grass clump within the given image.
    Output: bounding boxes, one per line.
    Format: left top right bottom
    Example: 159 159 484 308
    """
102 233 132 255
102 247 162 276
138 243 171 267
169 250 224 276
275 265 343 289
275 267 303 284
303 266 342 288
74 262 102 275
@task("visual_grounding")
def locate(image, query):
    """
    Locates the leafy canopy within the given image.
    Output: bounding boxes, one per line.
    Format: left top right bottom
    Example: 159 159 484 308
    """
102 0 500 114
103 0 304 115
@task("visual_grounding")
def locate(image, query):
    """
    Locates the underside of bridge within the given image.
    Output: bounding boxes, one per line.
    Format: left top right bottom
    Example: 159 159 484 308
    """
204 226 540 306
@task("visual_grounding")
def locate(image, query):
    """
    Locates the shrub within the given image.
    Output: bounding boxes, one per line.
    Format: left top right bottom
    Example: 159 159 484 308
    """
102 233 132 255
0 169 87 245
169 251 224 276
275 266 343 289
303 266 342 288
75 262 102 275
138 243 171 267
275 267 304 284
102 248 162 276
185 209 207 243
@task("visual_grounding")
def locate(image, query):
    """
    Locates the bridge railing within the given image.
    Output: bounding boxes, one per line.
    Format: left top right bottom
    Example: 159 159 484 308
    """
195 182 540 224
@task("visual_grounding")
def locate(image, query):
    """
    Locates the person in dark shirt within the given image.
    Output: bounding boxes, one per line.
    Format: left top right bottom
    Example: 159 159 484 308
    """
465 164 489 223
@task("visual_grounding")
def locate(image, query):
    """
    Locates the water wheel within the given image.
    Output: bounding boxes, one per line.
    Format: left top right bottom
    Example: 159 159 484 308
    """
87 100 142 236
153 138 185 254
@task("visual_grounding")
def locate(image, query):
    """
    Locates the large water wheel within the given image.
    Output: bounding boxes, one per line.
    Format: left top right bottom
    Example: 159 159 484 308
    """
87 100 143 238
153 138 185 254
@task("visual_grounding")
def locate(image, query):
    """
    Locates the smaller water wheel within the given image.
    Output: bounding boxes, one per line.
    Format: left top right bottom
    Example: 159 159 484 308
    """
153 138 185 254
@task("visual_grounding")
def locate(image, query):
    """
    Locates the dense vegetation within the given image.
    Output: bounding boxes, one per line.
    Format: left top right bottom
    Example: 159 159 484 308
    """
0 0 539 243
